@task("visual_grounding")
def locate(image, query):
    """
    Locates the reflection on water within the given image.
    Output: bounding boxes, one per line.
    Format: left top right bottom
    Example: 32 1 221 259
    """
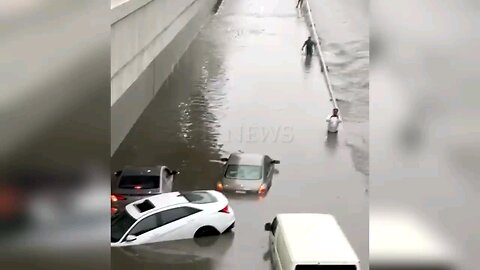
113 233 234 268
303 55 313 73
309 0 369 179
325 131 339 153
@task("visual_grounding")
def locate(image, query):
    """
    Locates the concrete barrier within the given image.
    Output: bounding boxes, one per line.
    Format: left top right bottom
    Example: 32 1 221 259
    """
111 0 221 155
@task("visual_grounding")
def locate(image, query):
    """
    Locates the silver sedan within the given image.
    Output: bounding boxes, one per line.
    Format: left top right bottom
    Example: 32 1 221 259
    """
215 153 280 196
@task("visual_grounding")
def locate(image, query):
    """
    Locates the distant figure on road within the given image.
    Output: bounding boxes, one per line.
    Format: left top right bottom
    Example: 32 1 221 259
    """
326 108 342 133
302 36 316 56
296 0 304 8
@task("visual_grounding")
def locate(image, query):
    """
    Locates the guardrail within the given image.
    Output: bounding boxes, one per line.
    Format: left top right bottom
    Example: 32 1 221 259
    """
303 0 338 109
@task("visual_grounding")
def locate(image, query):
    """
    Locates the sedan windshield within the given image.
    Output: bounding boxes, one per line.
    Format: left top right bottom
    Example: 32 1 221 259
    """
225 165 262 180
111 211 137 242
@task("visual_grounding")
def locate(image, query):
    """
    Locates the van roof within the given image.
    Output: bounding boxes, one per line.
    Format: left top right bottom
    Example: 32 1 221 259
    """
277 213 359 264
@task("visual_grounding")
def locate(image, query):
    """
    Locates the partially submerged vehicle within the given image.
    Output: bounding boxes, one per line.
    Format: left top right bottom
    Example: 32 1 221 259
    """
111 190 235 247
216 153 280 196
111 166 179 215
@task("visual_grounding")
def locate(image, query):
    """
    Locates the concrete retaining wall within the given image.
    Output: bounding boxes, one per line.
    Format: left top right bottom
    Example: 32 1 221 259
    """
111 0 220 155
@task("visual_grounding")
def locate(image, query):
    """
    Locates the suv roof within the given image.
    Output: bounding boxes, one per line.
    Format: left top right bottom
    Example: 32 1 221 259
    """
121 166 163 176
277 213 359 264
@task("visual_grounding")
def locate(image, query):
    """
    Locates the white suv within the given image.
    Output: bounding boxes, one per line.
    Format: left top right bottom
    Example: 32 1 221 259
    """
111 190 235 247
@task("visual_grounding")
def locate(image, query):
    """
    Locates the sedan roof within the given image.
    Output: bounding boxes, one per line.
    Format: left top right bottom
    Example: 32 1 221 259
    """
228 153 265 166
126 191 223 219
121 166 163 176
126 192 187 219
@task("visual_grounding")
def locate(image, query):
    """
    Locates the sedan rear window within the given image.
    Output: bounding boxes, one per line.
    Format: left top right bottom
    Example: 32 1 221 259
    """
118 175 159 189
225 165 262 180
295 266 357 270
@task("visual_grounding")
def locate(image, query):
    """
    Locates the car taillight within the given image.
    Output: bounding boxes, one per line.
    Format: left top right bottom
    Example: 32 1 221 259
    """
111 194 126 202
111 207 118 215
258 184 267 195
134 185 142 190
216 182 223 192
219 205 230 214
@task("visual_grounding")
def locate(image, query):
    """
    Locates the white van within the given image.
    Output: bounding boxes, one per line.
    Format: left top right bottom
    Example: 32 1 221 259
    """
264 213 360 270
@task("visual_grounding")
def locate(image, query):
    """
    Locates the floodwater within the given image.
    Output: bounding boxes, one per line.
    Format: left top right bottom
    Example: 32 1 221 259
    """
111 0 368 269
309 0 369 177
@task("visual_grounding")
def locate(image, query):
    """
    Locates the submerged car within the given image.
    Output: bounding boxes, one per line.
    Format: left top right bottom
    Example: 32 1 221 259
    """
216 153 280 195
111 166 179 215
111 190 235 247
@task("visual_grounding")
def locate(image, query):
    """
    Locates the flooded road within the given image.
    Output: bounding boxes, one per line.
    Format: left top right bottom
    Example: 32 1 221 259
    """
309 0 369 177
112 0 368 269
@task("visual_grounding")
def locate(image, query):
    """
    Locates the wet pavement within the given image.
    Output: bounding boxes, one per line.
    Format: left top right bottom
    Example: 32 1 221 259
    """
112 0 368 269
309 0 369 177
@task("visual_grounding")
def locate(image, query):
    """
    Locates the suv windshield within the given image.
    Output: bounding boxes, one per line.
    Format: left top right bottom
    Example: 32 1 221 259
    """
111 211 137 242
118 175 159 189
225 165 262 180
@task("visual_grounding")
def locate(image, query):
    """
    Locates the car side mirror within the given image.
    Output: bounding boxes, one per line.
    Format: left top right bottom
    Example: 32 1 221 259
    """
220 158 229 162
114 170 122 176
264 222 272 231
271 160 280 164
125 235 137 242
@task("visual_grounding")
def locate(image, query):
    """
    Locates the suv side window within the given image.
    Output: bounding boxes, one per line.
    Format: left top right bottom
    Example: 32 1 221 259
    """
158 207 201 226
271 218 278 235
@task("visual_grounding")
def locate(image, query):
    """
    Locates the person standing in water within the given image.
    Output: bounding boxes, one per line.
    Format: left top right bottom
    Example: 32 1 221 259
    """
301 36 316 56
296 0 304 8
326 108 342 133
